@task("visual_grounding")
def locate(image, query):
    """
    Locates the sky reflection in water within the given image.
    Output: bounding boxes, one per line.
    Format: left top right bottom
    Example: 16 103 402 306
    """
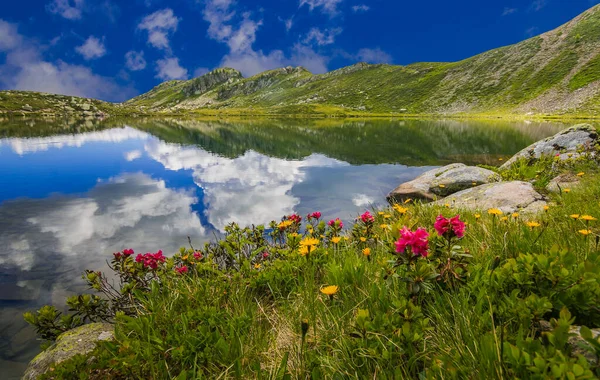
0 119 566 377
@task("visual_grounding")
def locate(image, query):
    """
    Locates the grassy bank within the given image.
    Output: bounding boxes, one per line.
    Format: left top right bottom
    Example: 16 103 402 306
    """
24 149 600 379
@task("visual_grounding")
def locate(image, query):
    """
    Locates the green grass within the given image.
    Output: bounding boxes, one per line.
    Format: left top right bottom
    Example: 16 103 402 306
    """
29 149 600 379
570 53 600 91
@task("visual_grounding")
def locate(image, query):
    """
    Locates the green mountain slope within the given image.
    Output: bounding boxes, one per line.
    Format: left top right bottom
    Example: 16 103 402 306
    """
129 4 600 116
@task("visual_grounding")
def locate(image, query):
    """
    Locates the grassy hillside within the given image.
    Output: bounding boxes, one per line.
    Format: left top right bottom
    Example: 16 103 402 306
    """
127 4 600 117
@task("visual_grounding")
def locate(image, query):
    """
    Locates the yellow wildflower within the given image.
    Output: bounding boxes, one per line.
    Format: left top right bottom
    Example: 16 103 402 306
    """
563 188 571 193
570 214 580 220
331 236 341 244
299 246 310 256
362 248 371 256
439 184 446 188
320 285 339 296
488 208 503 216
498 158 504 161
384 214 392 219
579 229 592 236
581 215 597 222
474 214 481 219
512 213 519 219
278 220 293 229
300 237 320 248
182 255 189 261
404 198 412 204
526 221 541 228
254 263 261 269
444 203 451 208
500 217 508 222
378 211 385 215
360 237 367 242
577 172 585 177
380 224 389 229
472 182 477 186
543 205 550 211
393 204 408 214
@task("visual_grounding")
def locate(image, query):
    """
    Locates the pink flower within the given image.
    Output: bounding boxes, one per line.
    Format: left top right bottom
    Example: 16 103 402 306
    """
175 265 188 274
307 212 322 220
135 254 143 263
113 252 122 260
193 251 203 260
262 251 269 259
434 215 465 239
135 250 166 269
360 211 375 224
123 249 134 256
328 218 344 229
395 227 430 257
288 214 302 224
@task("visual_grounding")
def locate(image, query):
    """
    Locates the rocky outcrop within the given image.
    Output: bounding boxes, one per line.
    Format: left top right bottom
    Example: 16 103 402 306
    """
432 181 547 214
500 124 598 169
386 164 500 203
540 321 600 365
23 323 114 380
217 67 310 101
546 173 582 193
181 68 243 97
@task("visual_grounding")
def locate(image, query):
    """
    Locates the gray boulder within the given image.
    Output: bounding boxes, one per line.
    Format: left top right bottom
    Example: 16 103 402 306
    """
433 181 547 214
387 164 500 203
23 323 114 380
500 124 598 169
546 173 582 193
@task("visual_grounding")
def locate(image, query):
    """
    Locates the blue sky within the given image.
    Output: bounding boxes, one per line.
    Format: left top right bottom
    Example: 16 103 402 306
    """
0 0 598 102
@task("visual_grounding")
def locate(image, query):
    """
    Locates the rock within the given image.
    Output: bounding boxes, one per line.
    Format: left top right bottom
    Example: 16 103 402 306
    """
540 321 600 364
430 166 501 197
500 124 598 169
22 323 114 380
387 164 465 203
80 103 91 111
546 173 582 193
387 164 500 203
433 181 547 214
22 104 33 112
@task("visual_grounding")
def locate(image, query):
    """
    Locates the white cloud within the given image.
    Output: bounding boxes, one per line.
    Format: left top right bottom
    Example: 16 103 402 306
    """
279 17 293 32
46 0 85 20
125 50 147 71
299 0 343 16
502 7 517 16
138 8 180 51
351 4 369 13
155 57 188 80
531 0 547 11
0 20 22 52
0 127 150 155
75 36 106 60
202 0 330 76
525 26 539 37
352 194 373 207
304 27 343 46
356 48 393 64
125 150 143 161
0 19 136 101
193 67 210 77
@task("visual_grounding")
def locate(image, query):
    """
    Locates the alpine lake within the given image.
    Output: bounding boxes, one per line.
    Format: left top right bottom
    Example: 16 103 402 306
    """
0 117 579 377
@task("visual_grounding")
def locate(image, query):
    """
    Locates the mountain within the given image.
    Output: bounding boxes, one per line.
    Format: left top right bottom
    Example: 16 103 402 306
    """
2 4 600 117
126 4 600 116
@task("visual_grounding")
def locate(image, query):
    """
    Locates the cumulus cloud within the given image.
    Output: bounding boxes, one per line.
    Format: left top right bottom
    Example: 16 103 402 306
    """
303 27 343 46
125 50 147 71
502 7 517 16
46 0 85 20
0 19 136 101
299 0 343 16
351 4 369 13
202 0 330 76
0 20 22 51
138 8 179 51
75 36 106 60
155 57 188 80
355 48 393 64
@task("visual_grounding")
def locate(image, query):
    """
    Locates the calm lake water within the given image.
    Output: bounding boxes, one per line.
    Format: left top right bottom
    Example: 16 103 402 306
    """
0 117 569 377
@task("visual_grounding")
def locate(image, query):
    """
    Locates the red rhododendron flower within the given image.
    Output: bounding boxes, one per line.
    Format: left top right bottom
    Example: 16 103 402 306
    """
395 227 430 257
135 250 166 269
360 211 375 224
327 218 343 229
434 215 465 238
307 212 322 220
193 251 203 260
262 251 269 259
123 249 134 256
288 214 302 224
113 252 122 260
175 265 188 274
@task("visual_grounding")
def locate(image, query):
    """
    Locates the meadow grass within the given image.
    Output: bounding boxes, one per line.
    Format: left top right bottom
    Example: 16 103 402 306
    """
27 157 600 379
